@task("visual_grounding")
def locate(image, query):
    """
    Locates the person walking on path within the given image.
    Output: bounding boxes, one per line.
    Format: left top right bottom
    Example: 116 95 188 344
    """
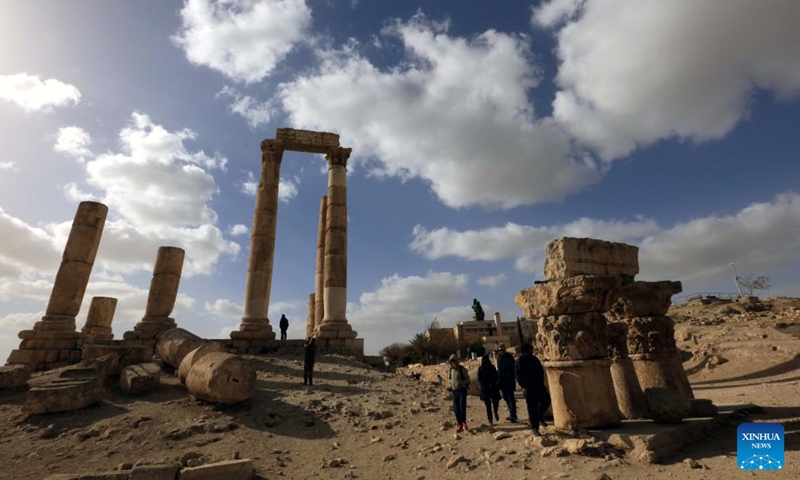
449 354 470 433
515 343 551 436
279 314 289 341
478 354 501 426
496 344 518 423
303 337 317 385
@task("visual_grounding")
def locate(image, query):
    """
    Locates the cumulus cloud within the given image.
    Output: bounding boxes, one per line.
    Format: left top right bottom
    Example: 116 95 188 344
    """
240 170 300 203
54 126 92 162
535 0 800 160
477 273 506 288
61 182 98 202
347 271 469 348
410 216 659 273
172 0 313 83
205 298 302 320
229 224 249 236
241 171 258 196
0 73 81 112
410 192 800 293
0 162 17 170
279 13 599 209
217 86 273 127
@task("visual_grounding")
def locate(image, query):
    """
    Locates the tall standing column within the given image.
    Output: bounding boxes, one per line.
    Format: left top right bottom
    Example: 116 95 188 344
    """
233 139 283 341
8 201 108 370
123 246 185 350
317 147 357 340
313 196 327 333
306 293 315 339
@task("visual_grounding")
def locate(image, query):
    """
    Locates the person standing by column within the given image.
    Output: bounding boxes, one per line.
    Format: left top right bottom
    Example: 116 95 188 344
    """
496 344 518 423
515 343 551 436
449 354 470 433
279 314 289 341
303 337 317 385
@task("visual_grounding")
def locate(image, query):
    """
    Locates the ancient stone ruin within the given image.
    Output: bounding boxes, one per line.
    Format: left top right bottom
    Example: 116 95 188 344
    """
515 237 702 430
231 128 363 358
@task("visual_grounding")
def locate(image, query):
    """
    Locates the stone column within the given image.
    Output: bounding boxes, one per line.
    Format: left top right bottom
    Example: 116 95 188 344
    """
81 296 117 342
8 201 108 370
606 321 647 419
123 246 185 349
518 275 622 430
233 139 283 342
313 196 327 333
317 147 357 340
306 293 315 339
606 280 694 400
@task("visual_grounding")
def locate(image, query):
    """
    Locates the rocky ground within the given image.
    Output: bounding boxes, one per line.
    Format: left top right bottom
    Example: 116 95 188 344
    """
1 296 799 480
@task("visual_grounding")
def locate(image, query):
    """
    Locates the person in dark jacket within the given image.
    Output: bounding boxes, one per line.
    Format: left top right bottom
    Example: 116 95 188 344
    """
303 337 317 385
279 314 289 340
515 342 551 436
496 344 518 422
477 354 501 426
448 354 470 433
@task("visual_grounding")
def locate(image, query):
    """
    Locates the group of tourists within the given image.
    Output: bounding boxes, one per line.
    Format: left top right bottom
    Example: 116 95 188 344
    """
449 343 551 436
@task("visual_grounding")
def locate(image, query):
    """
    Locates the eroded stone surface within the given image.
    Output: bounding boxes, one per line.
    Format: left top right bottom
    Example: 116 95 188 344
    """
185 353 256 404
536 312 608 361
156 328 204 369
543 237 639 280
606 281 682 321
24 377 104 414
606 322 629 359
625 316 678 355
120 363 161 395
0 364 32 389
516 275 623 318
177 459 254 480
645 387 691 424
545 359 621 430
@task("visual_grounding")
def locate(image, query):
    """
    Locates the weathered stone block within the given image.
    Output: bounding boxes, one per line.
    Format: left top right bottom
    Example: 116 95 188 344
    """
46 261 94 317
23 377 104 414
625 316 677 355
609 357 647 419
544 359 621 430
536 312 608 361
544 237 639 280
152 247 185 276
82 344 151 371
177 459 253 480
606 321 629 359
129 463 180 480
156 328 204 368
631 351 694 399
79 353 119 378
79 471 130 480
144 274 181 318
645 387 691 423
0 364 32 389
178 343 228 383
185 353 256 404
605 281 682 320
120 363 161 395
516 275 623 318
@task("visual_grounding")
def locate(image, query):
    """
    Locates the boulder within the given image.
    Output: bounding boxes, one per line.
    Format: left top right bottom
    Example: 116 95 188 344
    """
644 387 690 424
156 328 204 368
0 364 32 389
120 363 161 395
543 237 639 280
178 343 228 384
23 377 104 414
185 353 256 404
516 275 623 318
689 398 718 417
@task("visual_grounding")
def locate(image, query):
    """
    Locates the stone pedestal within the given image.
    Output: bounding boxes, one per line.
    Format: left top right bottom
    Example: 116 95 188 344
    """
234 139 283 342
7 201 107 371
124 247 185 350
81 296 117 342
317 147 357 340
630 352 694 400
544 359 621 430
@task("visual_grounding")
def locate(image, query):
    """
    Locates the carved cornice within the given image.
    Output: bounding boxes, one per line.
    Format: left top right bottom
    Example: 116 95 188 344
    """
326 147 352 168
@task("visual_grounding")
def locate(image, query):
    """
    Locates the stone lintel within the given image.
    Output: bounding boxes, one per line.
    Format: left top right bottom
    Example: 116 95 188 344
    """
275 128 340 154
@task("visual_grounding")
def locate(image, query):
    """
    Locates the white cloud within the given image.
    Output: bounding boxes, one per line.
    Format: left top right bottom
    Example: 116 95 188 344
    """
205 298 242 319
410 216 659 273
54 126 92 162
0 162 18 170
279 176 299 203
205 298 302 321
535 0 800 160
279 13 599 209
409 192 800 294
217 86 273 127
61 182 98 202
241 171 258 195
172 0 313 83
477 273 506 288
0 73 81 113
229 224 249 236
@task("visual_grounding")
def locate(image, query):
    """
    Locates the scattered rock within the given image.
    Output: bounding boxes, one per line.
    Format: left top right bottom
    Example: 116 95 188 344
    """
493 431 511 440
446 455 466 469
684 458 702 469
119 363 161 395
0 364 32 389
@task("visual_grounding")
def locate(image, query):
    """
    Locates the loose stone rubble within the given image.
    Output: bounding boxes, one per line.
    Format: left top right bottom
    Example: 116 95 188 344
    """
119 363 162 395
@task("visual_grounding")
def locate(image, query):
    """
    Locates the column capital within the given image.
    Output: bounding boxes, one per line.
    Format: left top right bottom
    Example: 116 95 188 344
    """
261 139 285 163
326 147 352 168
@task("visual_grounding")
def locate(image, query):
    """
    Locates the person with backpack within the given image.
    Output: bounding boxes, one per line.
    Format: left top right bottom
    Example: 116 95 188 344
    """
477 354 501 426
448 354 470 433
496 344 518 423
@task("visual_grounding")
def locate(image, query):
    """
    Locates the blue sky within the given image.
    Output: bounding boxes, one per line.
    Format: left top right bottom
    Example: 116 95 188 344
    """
1 0 799 358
